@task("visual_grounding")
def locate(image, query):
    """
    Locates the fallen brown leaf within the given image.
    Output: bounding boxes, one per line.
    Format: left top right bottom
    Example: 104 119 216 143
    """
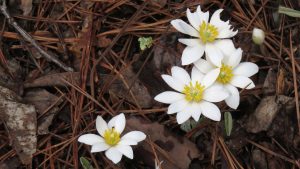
24 72 80 88
24 89 63 135
126 116 200 169
245 95 294 133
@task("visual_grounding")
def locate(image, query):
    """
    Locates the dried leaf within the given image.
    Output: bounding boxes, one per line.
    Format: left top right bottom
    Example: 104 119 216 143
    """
24 72 80 88
21 0 32 16
0 86 36 164
24 89 62 135
127 116 200 169
245 95 294 133
107 67 153 108
263 69 276 95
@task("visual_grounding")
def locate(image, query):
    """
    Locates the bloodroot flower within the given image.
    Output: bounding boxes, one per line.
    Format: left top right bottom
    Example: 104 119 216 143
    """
194 47 259 109
78 113 146 164
154 66 228 124
171 6 237 66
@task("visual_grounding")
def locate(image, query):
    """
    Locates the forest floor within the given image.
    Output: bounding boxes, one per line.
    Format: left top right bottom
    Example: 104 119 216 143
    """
0 0 300 169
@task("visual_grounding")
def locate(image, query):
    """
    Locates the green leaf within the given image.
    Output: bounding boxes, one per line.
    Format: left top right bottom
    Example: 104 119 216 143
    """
180 118 204 132
138 37 153 50
278 6 300 18
224 112 233 136
80 157 94 169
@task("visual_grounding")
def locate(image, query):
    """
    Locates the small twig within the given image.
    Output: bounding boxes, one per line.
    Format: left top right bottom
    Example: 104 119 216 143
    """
0 0 73 72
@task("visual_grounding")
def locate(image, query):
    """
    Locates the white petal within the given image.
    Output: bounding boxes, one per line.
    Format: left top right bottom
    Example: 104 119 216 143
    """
167 99 189 114
187 8 202 30
205 43 223 67
196 6 209 24
192 110 202 121
115 145 133 159
171 19 199 37
201 68 220 88
105 147 123 164
171 66 191 85
233 62 259 77
96 116 108 137
203 84 229 102
224 84 240 109
78 134 104 145
121 131 146 142
154 91 185 104
187 103 202 121
181 46 204 65
214 39 236 58
194 58 215 74
191 66 204 84
176 111 192 124
199 101 221 121
161 75 185 92
230 76 255 89
91 143 110 153
108 114 125 132
118 139 138 146
224 48 242 68
178 38 202 47
210 9 237 38
177 103 202 123
113 113 126 134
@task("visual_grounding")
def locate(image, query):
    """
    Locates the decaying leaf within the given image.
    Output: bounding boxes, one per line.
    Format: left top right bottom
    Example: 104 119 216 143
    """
245 95 294 133
0 86 36 164
24 89 63 135
263 69 276 95
21 0 32 16
127 116 200 169
24 72 80 88
107 67 153 108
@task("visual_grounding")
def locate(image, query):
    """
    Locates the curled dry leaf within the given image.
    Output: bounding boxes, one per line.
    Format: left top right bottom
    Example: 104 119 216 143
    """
0 86 36 164
245 95 294 133
24 89 63 135
126 116 200 169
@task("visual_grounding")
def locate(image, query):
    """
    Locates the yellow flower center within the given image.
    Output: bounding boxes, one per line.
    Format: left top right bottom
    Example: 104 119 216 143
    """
199 21 219 43
103 128 120 146
217 64 233 84
182 81 205 102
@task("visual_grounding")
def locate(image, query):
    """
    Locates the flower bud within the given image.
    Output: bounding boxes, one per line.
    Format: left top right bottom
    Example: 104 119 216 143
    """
252 28 265 45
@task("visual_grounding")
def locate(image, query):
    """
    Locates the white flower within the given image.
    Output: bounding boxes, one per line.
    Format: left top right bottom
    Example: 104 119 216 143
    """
171 5 237 66
154 66 229 124
78 113 146 164
194 47 259 109
252 27 265 45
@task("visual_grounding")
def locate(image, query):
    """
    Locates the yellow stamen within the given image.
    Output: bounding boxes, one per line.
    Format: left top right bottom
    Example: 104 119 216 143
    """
217 64 233 84
199 21 218 43
103 128 120 146
183 81 205 102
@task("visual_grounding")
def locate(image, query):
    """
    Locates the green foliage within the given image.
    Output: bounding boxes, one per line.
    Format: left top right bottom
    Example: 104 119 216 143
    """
80 157 94 169
138 37 153 50
278 6 300 18
224 112 233 136
180 118 203 132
